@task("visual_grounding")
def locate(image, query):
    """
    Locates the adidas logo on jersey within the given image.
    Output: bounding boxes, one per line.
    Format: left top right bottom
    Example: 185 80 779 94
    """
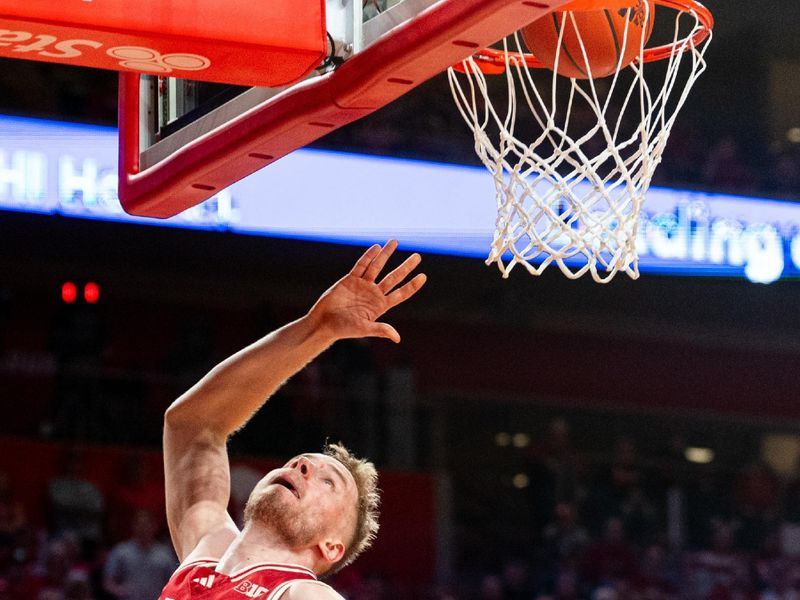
192 574 216 588
234 581 269 598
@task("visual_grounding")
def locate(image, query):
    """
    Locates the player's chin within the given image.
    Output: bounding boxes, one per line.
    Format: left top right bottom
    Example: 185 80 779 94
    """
243 487 289 524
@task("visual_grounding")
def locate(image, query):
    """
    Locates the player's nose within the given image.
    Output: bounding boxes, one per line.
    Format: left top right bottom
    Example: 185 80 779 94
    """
294 456 315 478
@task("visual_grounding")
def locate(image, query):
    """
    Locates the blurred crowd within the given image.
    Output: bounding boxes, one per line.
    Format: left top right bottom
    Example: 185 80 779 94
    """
4 284 800 599
4 420 800 600
654 130 800 201
442 421 800 600
0 450 174 600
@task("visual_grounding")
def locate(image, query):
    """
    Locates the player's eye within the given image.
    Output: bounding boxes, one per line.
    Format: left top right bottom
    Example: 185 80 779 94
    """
324 478 334 488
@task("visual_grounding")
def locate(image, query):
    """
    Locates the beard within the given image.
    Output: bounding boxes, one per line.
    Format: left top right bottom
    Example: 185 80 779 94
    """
243 487 322 547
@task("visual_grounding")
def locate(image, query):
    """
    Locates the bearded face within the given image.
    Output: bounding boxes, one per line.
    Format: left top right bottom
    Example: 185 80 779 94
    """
242 454 358 552
243 484 324 547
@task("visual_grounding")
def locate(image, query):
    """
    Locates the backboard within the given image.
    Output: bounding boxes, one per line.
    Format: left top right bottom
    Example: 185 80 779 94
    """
119 0 576 218
0 0 328 87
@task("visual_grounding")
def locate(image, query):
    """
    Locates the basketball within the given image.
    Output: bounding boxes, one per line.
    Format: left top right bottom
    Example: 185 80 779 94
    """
521 0 655 80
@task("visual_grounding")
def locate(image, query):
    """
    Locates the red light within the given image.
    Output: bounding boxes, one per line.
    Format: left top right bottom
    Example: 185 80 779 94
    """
84 282 100 304
61 282 77 304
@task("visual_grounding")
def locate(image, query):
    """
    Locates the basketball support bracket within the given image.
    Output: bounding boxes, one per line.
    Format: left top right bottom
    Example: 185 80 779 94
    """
118 0 587 218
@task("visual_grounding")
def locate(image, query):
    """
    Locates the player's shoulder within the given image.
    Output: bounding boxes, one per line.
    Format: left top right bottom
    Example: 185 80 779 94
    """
278 580 345 600
170 556 220 578
177 523 239 566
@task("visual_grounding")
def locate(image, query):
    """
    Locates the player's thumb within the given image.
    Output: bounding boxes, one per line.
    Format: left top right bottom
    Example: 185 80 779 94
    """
368 322 401 343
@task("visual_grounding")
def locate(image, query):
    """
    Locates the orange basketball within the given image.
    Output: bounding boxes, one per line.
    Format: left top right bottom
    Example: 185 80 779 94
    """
521 0 655 80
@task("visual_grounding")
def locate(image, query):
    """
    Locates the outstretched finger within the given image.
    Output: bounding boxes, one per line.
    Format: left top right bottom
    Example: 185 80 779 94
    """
378 253 421 294
386 272 427 308
363 240 398 282
350 244 382 278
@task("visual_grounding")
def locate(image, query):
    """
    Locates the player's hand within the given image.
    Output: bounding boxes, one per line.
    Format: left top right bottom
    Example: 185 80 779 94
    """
308 240 426 343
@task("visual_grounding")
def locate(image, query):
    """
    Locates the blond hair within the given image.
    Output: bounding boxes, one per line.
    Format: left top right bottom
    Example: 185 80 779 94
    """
323 442 380 573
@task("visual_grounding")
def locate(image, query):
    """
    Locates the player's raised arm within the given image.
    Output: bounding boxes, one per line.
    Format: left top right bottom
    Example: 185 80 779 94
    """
162 240 426 561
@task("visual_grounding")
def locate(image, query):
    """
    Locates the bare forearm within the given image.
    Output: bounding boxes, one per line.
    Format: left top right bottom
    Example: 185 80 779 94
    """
159 243 424 560
165 312 335 437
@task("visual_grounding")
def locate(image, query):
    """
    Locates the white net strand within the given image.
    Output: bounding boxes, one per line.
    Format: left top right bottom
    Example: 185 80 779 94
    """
448 4 710 282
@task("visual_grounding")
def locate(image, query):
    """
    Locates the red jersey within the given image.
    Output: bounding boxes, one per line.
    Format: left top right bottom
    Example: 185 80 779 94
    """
158 559 336 600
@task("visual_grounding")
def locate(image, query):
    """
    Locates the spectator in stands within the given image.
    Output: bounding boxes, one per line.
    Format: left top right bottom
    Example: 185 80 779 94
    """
57 532 89 584
3 561 41 600
657 121 708 187
428 585 460 600
590 585 618 600
582 517 639 590
478 574 504 600
619 486 659 547
780 456 800 563
631 543 678 597
541 501 590 567
553 565 581 600
326 564 364 599
63 573 93 600
502 558 532 600
584 438 643 536
683 522 750 599
753 529 790 599
0 470 31 597
348 572 390 600
32 537 73 600
0 472 27 538
685 464 732 550
107 451 164 543
526 418 580 541
702 136 757 194
102 509 176 600
766 147 800 199
733 461 780 552
46 447 104 554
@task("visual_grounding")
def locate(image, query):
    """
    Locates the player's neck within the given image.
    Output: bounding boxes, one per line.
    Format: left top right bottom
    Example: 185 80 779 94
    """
215 524 317 576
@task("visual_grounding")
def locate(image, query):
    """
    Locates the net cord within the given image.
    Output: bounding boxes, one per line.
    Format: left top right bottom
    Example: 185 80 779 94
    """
447 4 711 282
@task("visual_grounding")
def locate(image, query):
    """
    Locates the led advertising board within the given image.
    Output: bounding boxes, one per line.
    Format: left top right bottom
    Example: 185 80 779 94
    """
1 114 799 284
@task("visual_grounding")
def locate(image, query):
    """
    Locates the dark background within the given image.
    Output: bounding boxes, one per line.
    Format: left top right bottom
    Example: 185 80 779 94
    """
1 2 800 599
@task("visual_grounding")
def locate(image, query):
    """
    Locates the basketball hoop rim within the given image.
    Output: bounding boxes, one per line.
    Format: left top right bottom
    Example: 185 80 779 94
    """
462 0 713 73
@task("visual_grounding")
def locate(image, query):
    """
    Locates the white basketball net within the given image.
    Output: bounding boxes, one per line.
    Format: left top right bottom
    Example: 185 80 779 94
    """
448 5 711 282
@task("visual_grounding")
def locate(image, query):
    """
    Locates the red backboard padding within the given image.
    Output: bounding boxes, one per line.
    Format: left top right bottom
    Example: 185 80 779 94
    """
0 0 326 87
118 0 572 217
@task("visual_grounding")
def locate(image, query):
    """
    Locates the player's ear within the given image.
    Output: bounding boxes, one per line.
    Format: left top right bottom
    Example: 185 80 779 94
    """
318 538 345 564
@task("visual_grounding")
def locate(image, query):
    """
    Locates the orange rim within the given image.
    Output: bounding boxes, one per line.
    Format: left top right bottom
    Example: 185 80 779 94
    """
460 0 713 73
